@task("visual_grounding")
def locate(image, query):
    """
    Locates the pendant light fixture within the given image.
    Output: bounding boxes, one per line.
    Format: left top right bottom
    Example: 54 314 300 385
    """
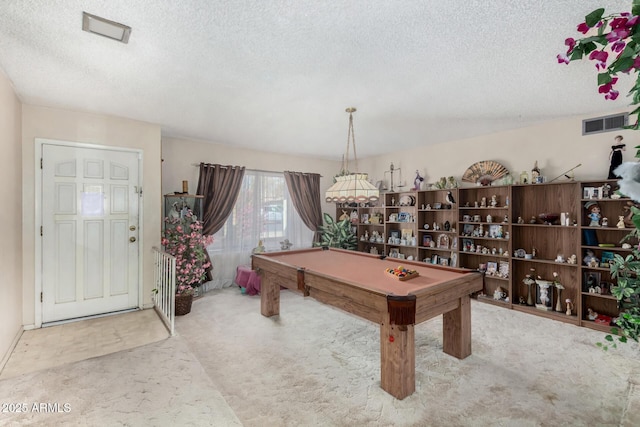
325 108 380 203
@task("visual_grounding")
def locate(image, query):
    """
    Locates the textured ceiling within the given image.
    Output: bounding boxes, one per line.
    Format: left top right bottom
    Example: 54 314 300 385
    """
0 0 632 160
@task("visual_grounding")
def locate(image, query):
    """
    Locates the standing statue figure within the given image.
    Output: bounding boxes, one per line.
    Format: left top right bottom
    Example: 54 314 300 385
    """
413 170 424 190
608 135 625 179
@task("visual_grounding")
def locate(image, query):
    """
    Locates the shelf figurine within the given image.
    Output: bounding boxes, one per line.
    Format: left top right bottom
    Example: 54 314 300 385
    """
413 170 424 190
585 201 601 226
565 299 573 316
607 135 625 179
531 161 541 183
523 272 536 306
445 191 456 205
617 216 625 228
553 273 564 312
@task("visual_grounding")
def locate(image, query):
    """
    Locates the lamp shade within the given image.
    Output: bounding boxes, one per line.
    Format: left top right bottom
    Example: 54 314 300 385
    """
325 173 380 203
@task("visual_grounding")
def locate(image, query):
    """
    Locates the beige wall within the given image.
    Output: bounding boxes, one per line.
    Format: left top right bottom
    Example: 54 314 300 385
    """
21 106 162 327
0 71 23 365
162 136 340 215
359 111 637 188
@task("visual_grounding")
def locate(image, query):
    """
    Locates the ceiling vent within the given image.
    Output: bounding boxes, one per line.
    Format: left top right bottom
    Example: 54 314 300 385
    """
82 12 131 44
582 113 628 135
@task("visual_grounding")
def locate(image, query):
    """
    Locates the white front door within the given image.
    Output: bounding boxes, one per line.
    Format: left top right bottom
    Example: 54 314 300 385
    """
41 143 140 323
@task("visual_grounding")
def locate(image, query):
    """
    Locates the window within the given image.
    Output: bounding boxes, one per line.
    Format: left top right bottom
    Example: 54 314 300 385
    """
208 170 313 254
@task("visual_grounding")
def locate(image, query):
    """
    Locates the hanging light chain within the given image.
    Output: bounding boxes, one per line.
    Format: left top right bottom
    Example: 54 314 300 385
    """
345 107 358 174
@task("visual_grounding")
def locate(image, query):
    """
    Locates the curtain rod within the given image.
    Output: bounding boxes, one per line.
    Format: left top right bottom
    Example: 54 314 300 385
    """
192 163 322 176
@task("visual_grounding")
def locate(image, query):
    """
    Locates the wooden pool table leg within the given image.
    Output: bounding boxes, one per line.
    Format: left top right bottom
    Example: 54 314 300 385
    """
260 275 280 317
442 294 472 359
380 312 415 400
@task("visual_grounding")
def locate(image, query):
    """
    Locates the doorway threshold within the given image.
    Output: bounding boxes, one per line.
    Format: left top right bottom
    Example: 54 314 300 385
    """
43 308 139 328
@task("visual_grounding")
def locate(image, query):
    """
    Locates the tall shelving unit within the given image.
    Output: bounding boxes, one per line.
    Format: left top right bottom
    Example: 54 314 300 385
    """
578 179 637 332
509 182 581 325
383 191 419 261
417 189 458 267
457 185 512 307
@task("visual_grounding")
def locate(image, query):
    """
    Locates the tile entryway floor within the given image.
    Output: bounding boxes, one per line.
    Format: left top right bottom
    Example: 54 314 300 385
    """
0 309 169 380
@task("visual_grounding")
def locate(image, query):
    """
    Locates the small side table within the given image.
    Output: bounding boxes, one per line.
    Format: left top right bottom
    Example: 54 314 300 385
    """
235 265 261 295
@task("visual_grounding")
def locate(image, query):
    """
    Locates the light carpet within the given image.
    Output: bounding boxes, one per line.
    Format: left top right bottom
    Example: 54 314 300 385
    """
179 288 640 427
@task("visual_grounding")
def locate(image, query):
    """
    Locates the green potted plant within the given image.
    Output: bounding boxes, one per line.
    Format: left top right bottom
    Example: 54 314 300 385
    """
314 212 357 250
559 1 640 347
162 209 213 315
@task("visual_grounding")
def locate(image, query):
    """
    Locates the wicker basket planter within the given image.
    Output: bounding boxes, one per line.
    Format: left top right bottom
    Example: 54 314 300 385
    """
175 294 194 316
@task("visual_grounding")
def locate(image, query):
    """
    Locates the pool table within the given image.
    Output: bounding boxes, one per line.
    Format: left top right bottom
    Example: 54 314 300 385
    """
251 247 482 399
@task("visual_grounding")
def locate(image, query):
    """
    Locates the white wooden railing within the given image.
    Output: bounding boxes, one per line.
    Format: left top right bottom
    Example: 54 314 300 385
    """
153 246 176 336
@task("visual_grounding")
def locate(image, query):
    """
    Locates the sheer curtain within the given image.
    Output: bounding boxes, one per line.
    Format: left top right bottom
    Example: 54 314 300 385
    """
206 170 314 289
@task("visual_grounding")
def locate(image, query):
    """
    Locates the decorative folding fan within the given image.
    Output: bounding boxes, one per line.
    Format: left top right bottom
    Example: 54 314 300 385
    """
462 161 509 186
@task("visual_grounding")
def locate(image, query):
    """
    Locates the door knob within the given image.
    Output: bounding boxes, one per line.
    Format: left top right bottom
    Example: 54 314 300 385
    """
129 225 136 231
130 237 136 242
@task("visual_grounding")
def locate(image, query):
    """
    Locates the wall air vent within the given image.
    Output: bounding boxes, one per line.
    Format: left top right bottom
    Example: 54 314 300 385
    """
582 113 628 135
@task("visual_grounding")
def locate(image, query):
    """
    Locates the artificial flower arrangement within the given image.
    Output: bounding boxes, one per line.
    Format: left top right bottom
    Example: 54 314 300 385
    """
557 2 640 126
162 209 213 296
558 1 640 348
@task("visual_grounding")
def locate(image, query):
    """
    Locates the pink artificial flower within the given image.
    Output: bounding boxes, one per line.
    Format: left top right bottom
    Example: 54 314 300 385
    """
565 38 576 53
589 50 608 63
577 22 590 33
610 17 629 29
607 28 631 42
599 78 618 97
612 40 626 53
606 89 620 100
557 54 570 64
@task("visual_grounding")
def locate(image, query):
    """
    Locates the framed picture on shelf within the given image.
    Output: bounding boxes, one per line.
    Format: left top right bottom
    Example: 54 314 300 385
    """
583 271 601 292
462 224 474 236
437 234 450 249
390 230 400 239
486 261 498 275
583 187 595 199
600 251 614 268
452 238 458 250
462 238 473 252
388 213 398 222
389 248 399 258
397 212 410 222
450 252 458 267
360 213 369 224
498 261 509 278
401 228 413 240
439 257 449 266
489 224 501 238
423 234 433 247
398 253 406 260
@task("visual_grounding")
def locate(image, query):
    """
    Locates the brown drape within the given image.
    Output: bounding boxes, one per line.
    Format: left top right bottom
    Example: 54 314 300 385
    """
196 163 245 236
284 171 323 242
